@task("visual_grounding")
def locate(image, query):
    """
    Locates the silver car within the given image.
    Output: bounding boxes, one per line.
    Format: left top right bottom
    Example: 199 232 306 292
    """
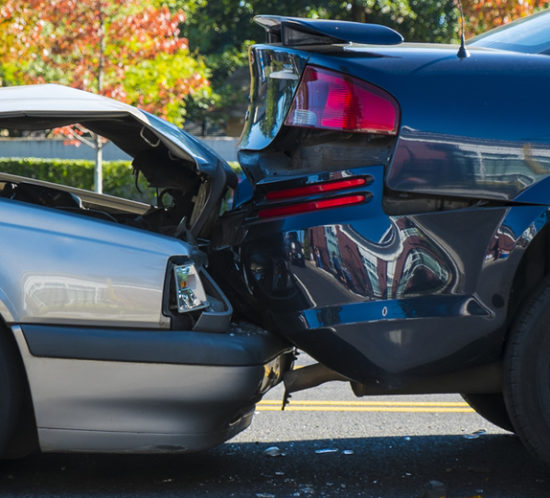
0 84 292 457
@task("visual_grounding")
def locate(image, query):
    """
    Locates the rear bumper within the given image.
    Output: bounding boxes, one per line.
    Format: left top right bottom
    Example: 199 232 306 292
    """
11 324 292 453
20 323 287 366
214 170 518 389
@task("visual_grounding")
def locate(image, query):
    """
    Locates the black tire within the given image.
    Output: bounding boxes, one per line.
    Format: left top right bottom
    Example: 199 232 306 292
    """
0 327 25 456
504 278 550 468
461 393 514 432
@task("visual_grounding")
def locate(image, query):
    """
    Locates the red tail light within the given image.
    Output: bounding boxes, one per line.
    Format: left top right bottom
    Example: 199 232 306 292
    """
258 194 366 219
265 177 368 201
285 66 399 135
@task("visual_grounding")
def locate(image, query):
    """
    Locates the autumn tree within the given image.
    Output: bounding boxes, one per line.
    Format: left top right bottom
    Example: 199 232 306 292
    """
0 0 210 192
462 0 550 37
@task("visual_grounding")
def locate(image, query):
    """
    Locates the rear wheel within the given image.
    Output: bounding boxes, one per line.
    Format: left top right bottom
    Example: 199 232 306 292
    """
461 393 514 432
504 278 550 468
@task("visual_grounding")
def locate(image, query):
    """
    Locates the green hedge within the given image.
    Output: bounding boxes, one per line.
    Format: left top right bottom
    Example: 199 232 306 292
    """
0 158 153 203
0 158 245 205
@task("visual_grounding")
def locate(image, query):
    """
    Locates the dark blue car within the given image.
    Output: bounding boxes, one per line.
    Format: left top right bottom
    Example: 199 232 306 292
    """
208 9 550 468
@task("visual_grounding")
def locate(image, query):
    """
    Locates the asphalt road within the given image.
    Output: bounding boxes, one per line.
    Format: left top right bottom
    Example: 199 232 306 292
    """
1 361 549 498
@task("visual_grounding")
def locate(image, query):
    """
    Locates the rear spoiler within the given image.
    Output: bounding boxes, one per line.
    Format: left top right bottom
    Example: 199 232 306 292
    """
254 15 403 46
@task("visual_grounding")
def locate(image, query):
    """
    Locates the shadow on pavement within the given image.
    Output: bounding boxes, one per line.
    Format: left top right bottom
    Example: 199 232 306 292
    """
0 434 547 497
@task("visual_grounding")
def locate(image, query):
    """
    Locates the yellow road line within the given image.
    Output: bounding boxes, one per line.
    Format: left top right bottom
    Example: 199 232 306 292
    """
256 406 474 413
256 400 474 413
258 400 470 407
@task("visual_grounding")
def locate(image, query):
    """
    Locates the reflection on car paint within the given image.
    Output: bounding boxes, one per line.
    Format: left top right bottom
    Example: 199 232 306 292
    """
240 48 306 150
23 275 160 319
388 128 550 200
301 218 453 302
483 204 549 265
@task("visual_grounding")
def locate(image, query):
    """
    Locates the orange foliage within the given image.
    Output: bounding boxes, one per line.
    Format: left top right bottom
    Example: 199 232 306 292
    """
461 0 550 37
0 0 209 125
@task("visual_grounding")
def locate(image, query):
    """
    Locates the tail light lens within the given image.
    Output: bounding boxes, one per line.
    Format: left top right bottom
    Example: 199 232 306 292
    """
173 263 208 313
285 65 399 135
259 175 371 219
265 177 368 201
258 194 367 219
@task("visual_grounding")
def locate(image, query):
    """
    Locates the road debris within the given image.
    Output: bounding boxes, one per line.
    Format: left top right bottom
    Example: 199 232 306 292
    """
264 446 285 457
463 429 487 440
299 484 315 494
421 479 447 498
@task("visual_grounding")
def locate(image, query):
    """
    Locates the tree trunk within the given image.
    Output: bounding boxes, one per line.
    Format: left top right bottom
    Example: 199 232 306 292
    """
351 0 366 23
94 133 103 194
94 0 105 194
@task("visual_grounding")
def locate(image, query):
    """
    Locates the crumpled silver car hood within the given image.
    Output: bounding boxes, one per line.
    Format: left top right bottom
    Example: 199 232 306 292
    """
0 84 232 180
0 84 236 236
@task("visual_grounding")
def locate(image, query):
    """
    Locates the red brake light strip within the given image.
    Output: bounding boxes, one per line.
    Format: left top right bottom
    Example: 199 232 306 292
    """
258 194 366 219
265 177 367 201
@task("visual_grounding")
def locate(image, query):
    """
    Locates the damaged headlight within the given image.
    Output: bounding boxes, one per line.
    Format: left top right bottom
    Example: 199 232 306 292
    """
173 263 208 313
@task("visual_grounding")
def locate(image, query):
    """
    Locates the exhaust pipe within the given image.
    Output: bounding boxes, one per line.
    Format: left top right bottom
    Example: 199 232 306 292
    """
283 363 350 395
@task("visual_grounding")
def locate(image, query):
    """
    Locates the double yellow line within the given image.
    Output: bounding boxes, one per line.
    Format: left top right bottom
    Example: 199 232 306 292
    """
257 400 474 413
